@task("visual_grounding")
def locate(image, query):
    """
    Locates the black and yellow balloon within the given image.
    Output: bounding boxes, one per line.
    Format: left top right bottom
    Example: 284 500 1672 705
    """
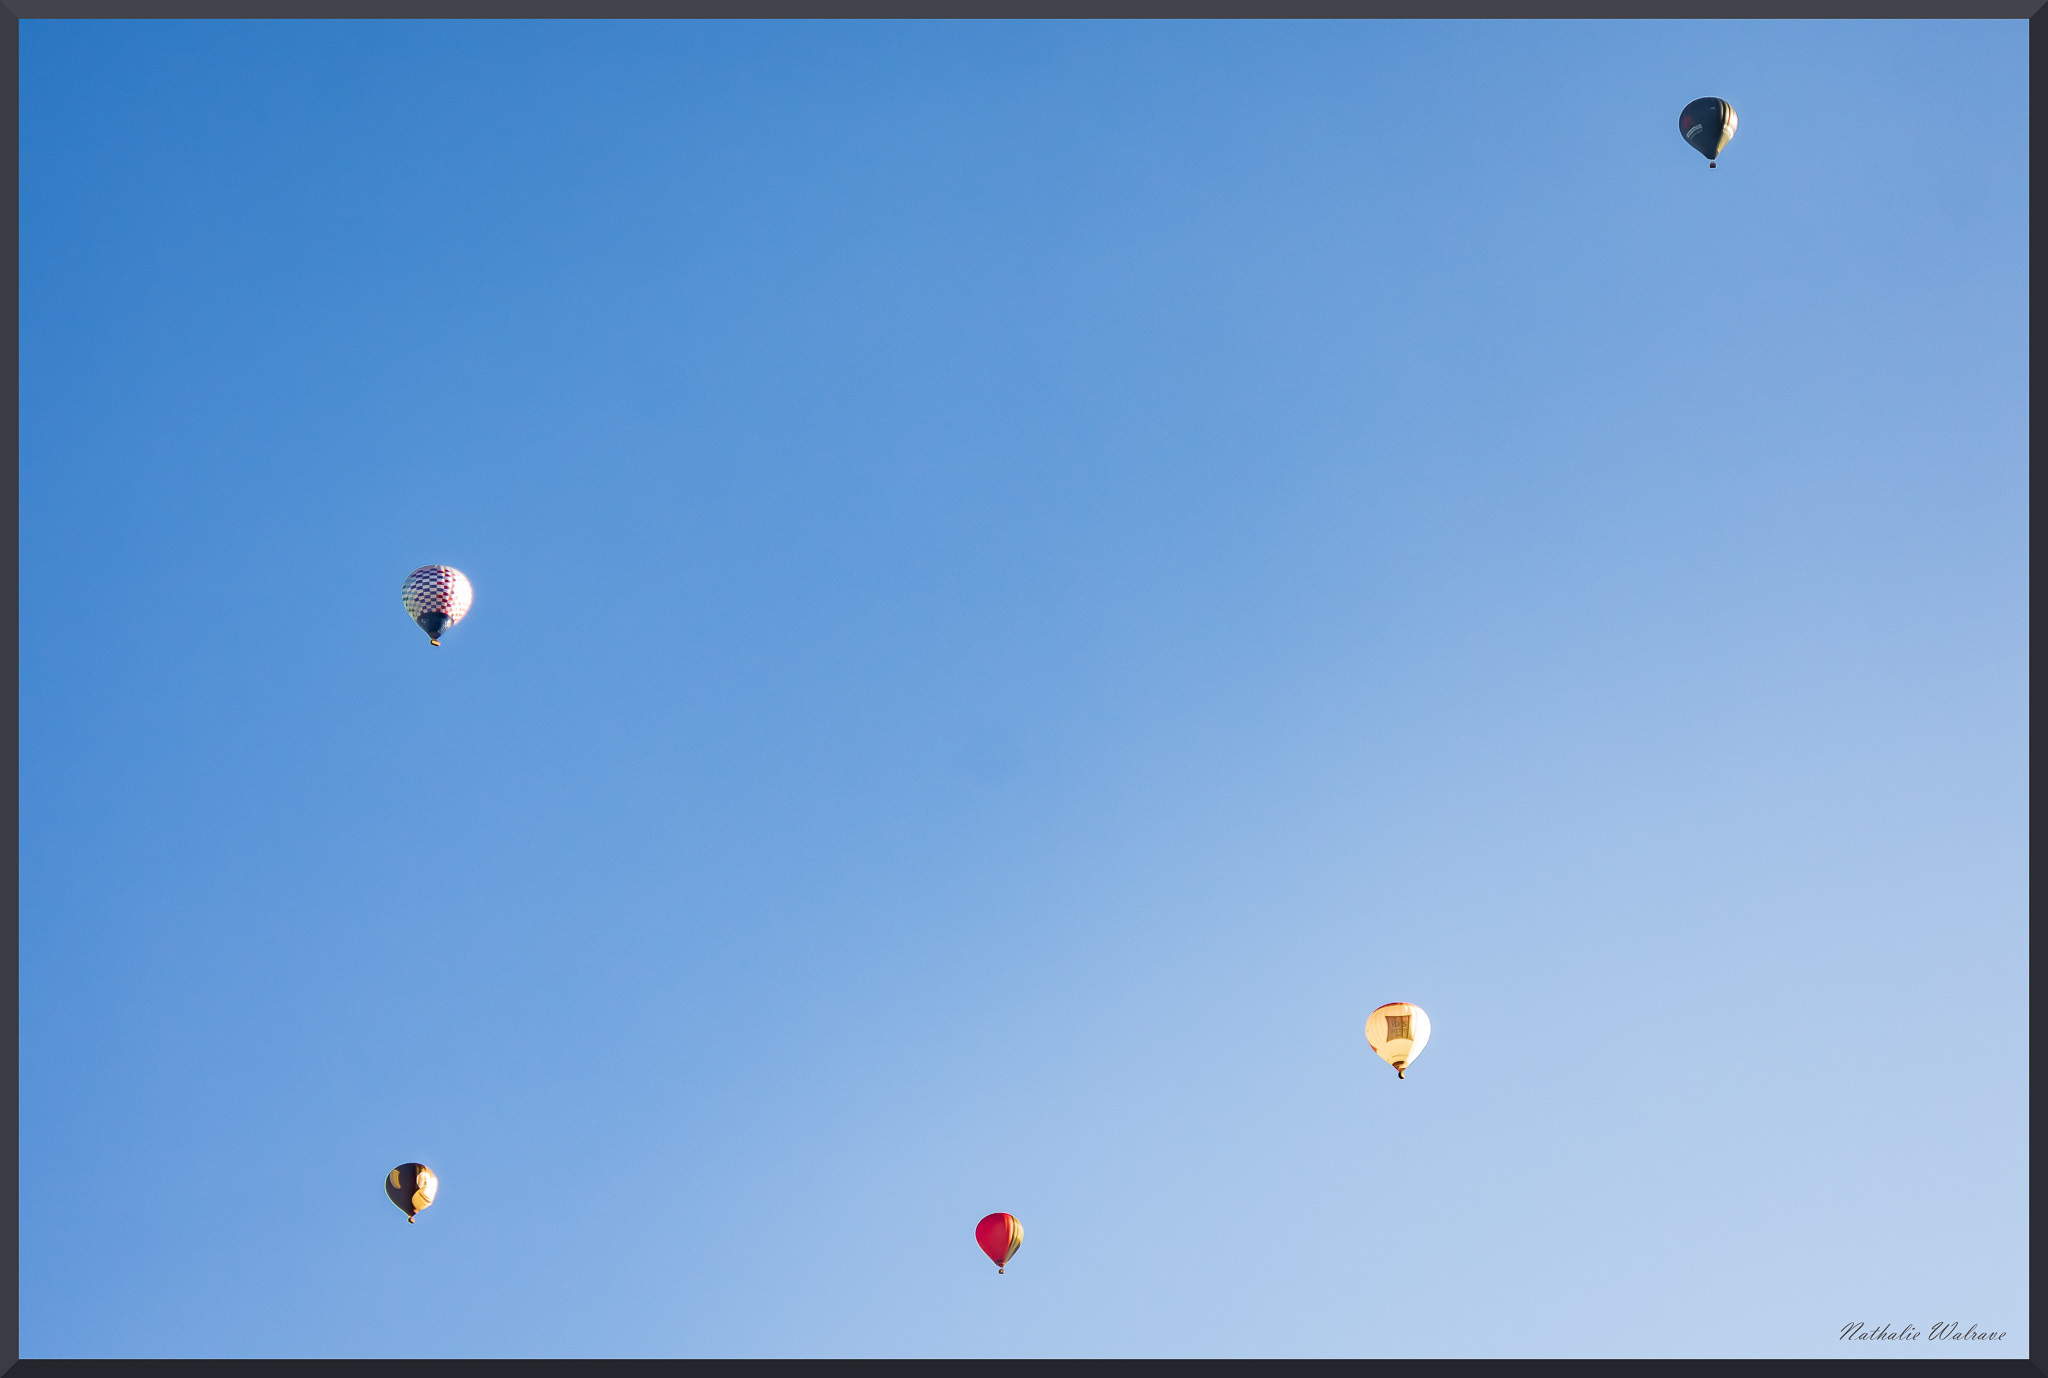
386 1163 438 1222
1678 97 1737 168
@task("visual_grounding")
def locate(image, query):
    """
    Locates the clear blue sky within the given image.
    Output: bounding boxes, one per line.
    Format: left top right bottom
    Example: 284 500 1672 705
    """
18 19 2028 1359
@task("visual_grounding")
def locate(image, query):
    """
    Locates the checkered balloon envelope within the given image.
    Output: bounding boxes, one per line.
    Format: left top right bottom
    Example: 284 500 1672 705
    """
401 565 473 646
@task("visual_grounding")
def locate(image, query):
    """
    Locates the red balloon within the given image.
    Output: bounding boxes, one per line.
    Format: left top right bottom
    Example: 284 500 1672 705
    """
976 1212 1023 1273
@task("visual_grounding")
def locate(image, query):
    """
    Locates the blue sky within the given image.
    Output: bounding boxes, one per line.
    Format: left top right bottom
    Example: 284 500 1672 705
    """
18 19 2028 1358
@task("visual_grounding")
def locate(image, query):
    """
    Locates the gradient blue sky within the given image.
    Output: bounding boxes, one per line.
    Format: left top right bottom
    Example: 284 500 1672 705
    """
18 18 2028 1359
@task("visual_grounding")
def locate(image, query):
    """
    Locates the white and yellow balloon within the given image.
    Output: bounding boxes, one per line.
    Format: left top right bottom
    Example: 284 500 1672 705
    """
1365 1002 1430 1079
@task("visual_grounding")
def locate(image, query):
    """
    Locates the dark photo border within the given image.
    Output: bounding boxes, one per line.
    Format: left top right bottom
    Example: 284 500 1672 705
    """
5 2 2037 1368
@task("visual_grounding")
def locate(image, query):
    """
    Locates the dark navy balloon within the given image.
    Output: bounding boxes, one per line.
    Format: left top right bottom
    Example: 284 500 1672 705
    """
1679 97 1737 167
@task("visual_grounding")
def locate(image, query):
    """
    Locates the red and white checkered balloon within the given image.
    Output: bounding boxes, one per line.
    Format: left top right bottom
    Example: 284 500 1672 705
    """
401 565 474 645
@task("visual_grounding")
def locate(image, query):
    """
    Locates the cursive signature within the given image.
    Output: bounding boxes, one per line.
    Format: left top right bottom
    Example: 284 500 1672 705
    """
1841 1322 2008 1342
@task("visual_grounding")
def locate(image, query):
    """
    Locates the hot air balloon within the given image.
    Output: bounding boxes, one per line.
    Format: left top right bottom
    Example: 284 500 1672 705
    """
401 565 473 646
976 1212 1023 1274
386 1163 438 1222
1678 97 1737 168
1365 1002 1431 1079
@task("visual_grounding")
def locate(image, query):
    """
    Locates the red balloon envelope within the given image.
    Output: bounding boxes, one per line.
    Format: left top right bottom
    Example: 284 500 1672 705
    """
976 1212 1023 1273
